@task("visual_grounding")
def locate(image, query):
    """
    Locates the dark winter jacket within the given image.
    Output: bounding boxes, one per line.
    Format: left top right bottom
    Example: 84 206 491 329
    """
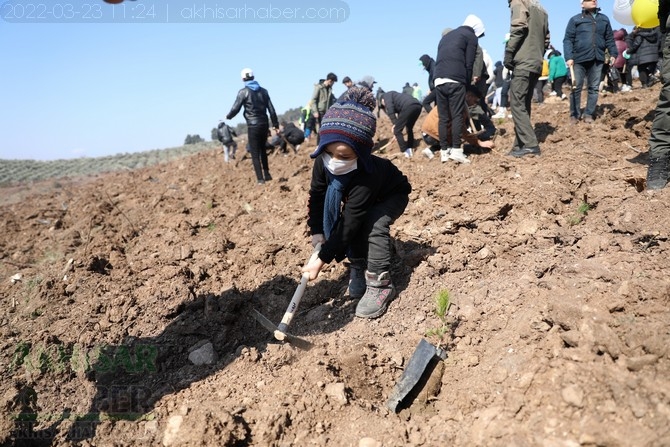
216 123 237 144
613 28 628 69
626 27 661 66
505 0 550 74
226 82 279 128
419 54 436 90
307 155 411 264
434 25 478 85
563 9 617 64
380 91 421 125
281 122 305 145
493 61 504 88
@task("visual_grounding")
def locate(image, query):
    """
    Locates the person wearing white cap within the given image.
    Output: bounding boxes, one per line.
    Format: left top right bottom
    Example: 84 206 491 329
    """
226 68 280 184
504 0 550 158
432 15 484 164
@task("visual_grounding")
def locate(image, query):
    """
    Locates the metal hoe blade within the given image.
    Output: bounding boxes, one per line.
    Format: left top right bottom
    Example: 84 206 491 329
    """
252 309 313 351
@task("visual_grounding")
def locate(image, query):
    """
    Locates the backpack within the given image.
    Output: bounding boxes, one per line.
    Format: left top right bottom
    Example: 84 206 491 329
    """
216 122 235 144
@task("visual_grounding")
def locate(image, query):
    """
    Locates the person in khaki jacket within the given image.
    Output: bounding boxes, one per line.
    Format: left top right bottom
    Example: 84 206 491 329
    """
311 72 338 142
504 0 550 158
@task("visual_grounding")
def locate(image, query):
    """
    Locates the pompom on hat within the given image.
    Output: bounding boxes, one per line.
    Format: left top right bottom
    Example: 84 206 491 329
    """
310 87 377 172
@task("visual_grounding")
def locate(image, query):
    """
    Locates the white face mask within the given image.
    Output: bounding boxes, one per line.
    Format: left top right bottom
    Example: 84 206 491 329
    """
323 153 358 176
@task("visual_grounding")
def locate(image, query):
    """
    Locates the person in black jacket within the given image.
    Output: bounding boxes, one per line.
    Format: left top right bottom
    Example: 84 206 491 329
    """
277 121 305 153
303 87 411 319
419 54 436 112
226 68 279 184
377 89 422 158
433 15 483 164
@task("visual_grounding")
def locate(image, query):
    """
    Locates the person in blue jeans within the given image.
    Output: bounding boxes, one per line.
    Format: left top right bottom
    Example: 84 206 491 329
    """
563 0 618 124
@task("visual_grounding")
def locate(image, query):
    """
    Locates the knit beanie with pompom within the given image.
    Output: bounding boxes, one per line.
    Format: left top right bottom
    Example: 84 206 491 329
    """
310 87 377 172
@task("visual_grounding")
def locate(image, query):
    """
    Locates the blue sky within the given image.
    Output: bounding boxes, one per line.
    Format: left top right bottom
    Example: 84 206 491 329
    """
0 0 629 160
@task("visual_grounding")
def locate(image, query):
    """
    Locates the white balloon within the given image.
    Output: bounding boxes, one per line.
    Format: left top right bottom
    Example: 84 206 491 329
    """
613 0 635 26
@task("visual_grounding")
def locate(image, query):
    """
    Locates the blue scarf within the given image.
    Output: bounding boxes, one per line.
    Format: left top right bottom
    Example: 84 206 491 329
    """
245 80 260 91
323 169 356 239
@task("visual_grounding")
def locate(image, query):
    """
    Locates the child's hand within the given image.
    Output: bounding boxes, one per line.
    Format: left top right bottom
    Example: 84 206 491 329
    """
302 256 325 281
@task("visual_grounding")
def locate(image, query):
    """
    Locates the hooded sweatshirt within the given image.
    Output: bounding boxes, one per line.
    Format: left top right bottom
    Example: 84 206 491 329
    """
419 54 436 90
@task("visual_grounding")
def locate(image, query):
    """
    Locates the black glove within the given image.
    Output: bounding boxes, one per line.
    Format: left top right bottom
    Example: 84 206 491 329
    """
503 52 515 71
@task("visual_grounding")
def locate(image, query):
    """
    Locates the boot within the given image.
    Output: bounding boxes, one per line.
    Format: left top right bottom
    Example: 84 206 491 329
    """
355 271 396 319
647 154 670 190
448 148 471 164
347 259 366 299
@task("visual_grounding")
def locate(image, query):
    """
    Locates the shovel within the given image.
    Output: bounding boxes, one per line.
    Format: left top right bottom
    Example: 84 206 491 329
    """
569 64 577 91
252 244 321 350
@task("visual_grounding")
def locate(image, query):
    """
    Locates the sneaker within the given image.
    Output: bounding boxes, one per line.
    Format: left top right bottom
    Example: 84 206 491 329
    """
257 179 265 185
355 271 396 319
583 115 594 124
570 116 579 125
507 146 541 158
264 173 273 181
549 91 557 96
348 263 366 298
440 149 450 163
647 154 670 190
492 111 507 119
422 147 435 159
447 148 471 164
403 148 413 158
621 84 632 92
561 94 568 100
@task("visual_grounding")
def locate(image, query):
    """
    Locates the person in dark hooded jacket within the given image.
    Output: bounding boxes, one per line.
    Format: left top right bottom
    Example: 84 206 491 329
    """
419 54 436 112
625 26 662 88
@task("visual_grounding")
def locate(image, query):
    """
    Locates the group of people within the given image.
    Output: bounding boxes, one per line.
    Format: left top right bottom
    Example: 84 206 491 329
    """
218 0 670 322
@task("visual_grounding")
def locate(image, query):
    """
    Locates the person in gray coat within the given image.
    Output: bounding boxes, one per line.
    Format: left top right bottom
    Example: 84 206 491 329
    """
625 26 662 88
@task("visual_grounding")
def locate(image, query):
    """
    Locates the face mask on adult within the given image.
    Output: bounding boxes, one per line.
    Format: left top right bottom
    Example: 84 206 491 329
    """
323 153 358 176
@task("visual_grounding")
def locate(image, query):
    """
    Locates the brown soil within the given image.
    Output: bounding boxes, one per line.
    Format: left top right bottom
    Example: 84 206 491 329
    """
1 87 669 447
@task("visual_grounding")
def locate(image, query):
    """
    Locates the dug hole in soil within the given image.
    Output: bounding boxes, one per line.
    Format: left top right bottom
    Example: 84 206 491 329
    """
1 87 670 446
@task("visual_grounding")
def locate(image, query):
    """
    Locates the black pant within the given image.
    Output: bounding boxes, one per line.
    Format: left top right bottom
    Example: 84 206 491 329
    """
552 76 566 96
247 125 271 181
436 82 466 150
500 79 511 108
348 193 409 274
392 103 422 151
638 62 657 87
